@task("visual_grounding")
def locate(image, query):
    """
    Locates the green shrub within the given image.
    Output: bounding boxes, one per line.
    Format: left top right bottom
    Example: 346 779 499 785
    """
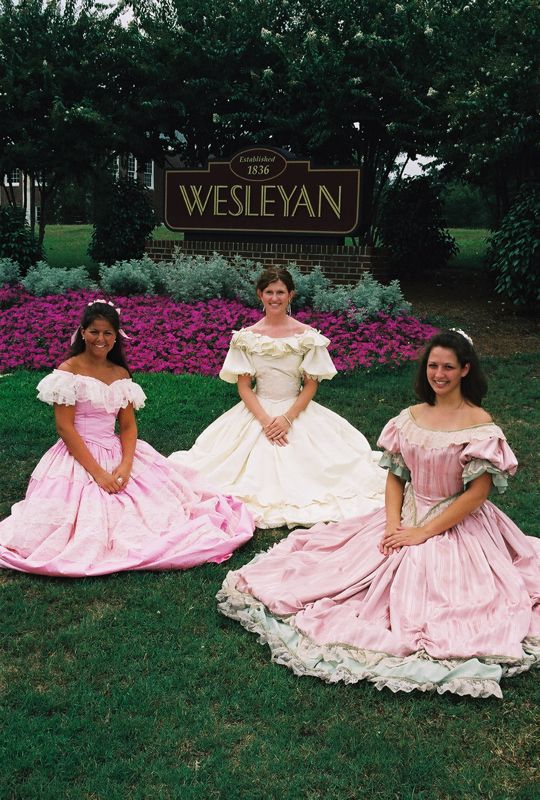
22 262 96 296
379 176 457 277
164 251 259 304
0 257 21 286
487 184 540 307
0 207 42 275
311 284 352 313
289 265 331 309
157 252 409 319
312 272 411 320
99 256 167 296
89 177 156 265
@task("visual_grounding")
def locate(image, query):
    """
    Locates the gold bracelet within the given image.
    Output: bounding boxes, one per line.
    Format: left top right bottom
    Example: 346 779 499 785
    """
283 414 293 427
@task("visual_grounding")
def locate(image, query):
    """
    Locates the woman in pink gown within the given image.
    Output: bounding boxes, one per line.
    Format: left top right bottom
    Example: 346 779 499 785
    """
217 330 540 698
0 301 253 577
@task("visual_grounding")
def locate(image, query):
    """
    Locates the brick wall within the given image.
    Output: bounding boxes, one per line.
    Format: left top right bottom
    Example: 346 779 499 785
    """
145 238 389 284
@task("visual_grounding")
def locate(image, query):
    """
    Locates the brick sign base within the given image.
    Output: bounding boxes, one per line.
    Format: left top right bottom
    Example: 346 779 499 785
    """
145 238 389 285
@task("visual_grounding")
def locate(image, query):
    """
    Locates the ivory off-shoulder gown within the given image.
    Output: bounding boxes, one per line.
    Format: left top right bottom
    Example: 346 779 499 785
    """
169 328 387 529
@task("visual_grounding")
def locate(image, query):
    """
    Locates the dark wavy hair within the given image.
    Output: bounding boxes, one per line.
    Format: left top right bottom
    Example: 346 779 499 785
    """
255 267 296 294
67 301 132 374
414 330 487 406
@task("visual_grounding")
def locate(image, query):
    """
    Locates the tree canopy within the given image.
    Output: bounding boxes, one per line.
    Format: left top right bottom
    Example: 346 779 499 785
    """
1 0 538 242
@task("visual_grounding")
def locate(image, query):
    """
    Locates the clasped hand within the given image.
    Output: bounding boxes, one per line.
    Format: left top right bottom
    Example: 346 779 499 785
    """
94 465 131 493
379 524 430 555
263 415 291 447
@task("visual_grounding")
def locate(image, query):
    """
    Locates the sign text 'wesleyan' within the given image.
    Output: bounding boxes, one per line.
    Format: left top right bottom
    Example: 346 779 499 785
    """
165 148 361 235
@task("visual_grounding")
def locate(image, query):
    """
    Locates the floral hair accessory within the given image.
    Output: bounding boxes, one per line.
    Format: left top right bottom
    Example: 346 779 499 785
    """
88 298 120 313
450 328 474 346
70 299 131 344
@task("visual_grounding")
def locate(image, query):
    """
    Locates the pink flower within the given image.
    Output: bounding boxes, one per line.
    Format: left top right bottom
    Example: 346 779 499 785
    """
0 290 438 375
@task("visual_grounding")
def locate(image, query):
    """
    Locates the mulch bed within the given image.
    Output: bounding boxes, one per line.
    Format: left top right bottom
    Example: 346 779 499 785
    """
401 269 540 358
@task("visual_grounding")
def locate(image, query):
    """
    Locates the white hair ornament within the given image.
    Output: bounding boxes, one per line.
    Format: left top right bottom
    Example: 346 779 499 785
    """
450 328 474 347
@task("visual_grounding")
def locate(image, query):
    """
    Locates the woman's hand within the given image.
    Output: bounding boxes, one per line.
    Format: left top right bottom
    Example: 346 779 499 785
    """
264 415 291 446
93 468 123 494
112 463 131 491
380 525 430 555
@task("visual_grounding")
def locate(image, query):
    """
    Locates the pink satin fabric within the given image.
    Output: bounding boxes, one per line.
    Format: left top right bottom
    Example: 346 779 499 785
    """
0 384 254 577
227 411 540 665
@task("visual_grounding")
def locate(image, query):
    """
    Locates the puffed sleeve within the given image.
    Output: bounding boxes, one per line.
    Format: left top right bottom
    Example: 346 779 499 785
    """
376 411 411 482
299 331 337 381
460 431 518 494
121 381 146 410
36 371 77 406
219 331 255 384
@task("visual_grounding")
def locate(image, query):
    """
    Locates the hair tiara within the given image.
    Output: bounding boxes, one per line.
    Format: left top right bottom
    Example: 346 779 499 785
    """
450 328 474 347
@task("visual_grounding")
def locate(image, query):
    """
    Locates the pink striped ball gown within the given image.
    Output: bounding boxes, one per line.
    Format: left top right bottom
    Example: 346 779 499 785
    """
217 408 540 698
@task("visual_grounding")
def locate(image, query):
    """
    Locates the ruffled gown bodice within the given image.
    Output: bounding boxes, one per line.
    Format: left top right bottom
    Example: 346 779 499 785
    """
169 328 386 528
0 371 253 576
382 409 516 525
217 407 540 698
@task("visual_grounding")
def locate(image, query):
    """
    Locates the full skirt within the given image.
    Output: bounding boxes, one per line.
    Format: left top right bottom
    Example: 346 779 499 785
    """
217 503 540 698
0 436 253 577
169 398 387 529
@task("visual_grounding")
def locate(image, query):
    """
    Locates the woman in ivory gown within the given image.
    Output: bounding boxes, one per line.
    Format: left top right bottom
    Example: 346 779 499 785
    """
168 267 386 529
217 330 540 698
0 300 253 577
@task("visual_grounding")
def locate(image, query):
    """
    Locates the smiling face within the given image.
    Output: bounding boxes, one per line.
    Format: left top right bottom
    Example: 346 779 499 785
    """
257 279 295 316
426 346 470 399
82 316 117 358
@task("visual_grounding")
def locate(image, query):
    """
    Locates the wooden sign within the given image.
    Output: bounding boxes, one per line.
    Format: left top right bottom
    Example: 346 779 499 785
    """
165 147 361 236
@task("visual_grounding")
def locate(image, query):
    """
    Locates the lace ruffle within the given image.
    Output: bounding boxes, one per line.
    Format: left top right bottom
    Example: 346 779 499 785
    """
395 408 507 449
37 370 146 413
379 450 411 482
462 458 509 494
230 327 331 356
217 578 540 699
221 327 337 382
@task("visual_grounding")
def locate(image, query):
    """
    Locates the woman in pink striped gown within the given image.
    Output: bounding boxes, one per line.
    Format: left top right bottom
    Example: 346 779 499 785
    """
217 330 540 698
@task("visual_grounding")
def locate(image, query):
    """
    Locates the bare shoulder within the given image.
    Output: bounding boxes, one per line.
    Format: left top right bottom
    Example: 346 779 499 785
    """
466 405 493 425
56 358 77 373
293 320 314 333
114 366 131 380
409 402 428 417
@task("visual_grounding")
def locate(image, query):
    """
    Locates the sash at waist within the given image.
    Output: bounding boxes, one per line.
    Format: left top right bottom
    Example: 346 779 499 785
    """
402 486 461 528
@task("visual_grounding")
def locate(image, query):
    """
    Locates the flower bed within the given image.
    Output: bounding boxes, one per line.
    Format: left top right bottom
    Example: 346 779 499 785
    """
0 286 437 375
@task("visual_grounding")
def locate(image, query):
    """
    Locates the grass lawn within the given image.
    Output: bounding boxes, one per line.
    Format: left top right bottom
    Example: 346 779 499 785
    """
42 224 96 270
1 356 539 799
448 228 490 271
43 225 488 275
42 225 182 279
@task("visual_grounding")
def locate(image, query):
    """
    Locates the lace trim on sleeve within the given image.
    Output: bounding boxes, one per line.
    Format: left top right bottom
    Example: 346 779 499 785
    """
379 450 411 482
462 458 509 495
36 371 77 406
